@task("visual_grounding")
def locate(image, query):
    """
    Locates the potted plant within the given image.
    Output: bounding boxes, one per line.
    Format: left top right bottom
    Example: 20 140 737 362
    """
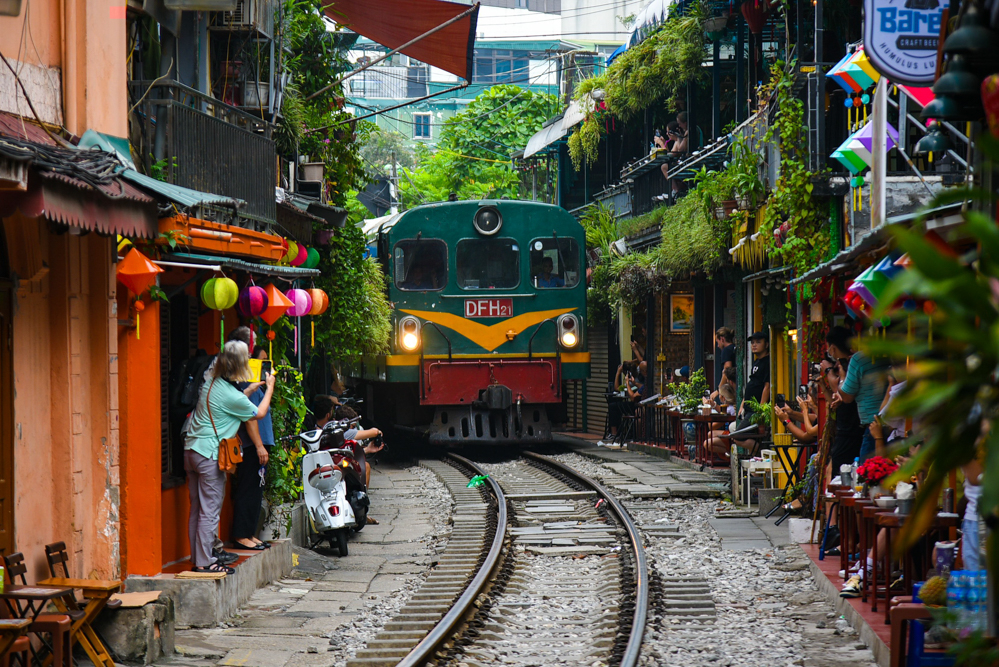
693 167 738 221
242 42 271 109
729 134 764 209
856 456 898 498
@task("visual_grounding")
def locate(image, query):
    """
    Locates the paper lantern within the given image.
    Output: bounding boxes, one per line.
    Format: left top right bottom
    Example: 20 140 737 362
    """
285 288 313 317
238 285 269 318
854 265 891 307
283 241 299 265
307 288 329 315
831 121 899 174
261 283 293 325
304 247 321 269
827 52 862 93
201 277 239 311
116 248 163 296
740 0 771 34
874 254 903 281
894 254 913 269
290 243 307 267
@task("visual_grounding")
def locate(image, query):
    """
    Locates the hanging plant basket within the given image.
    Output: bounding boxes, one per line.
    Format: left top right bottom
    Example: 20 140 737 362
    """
735 195 753 210
713 200 739 220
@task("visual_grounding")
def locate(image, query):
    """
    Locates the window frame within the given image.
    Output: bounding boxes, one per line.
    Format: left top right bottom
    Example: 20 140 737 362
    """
456 236 522 291
392 238 448 292
412 112 432 140
528 236 581 290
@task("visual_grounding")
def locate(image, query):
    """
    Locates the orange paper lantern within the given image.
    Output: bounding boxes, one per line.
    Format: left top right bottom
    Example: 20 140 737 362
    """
261 283 293 325
116 248 163 296
307 288 329 315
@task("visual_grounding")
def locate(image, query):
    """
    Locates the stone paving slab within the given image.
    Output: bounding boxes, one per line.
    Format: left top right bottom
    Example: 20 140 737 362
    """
157 462 439 667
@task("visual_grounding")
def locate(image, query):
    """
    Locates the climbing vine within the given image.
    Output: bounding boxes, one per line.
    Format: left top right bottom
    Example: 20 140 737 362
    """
760 61 831 280
567 3 707 170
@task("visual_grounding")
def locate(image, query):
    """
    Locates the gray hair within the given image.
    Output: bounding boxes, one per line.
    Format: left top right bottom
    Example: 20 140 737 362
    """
213 340 251 382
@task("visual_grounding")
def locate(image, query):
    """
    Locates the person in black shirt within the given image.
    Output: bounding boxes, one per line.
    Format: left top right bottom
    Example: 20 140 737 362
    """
821 326 864 480
733 331 770 454
715 327 736 386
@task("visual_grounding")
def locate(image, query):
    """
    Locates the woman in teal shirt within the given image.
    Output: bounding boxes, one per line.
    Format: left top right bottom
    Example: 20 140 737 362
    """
185 340 276 573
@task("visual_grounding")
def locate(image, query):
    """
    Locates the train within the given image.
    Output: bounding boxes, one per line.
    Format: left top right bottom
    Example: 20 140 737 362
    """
349 199 589 444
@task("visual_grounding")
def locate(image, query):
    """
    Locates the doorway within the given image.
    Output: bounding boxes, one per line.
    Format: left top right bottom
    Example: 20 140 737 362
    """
0 226 14 555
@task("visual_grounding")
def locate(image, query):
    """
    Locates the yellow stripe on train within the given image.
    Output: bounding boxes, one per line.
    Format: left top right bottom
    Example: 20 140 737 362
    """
384 352 590 366
399 307 577 352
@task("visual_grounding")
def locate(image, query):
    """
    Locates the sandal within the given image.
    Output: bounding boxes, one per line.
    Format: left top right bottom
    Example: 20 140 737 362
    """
366 517 379 525
193 562 234 575
234 541 266 551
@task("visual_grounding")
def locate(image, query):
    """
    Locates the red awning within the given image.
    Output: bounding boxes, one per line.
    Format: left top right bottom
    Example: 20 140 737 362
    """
324 0 479 81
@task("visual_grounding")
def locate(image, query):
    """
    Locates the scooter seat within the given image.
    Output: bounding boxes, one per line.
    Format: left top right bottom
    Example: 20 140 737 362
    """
308 465 335 482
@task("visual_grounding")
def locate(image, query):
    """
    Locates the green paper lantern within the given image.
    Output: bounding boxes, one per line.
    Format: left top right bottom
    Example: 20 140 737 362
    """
201 277 239 311
305 247 321 269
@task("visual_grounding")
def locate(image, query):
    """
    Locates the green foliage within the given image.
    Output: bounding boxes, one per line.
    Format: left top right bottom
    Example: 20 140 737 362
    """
759 61 830 278
601 188 727 313
313 224 391 359
744 396 773 427
579 202 618 254
587 262 614 326
665 368 709 412
399 85 556 207
274 87 306 159
360 127 416 175
567 3 707 170
150 155 177 182
265 364 308 507
863 149 999 552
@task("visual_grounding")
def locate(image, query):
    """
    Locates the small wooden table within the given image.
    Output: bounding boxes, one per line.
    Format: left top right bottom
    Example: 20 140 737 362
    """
0 586 75 667
39 578 121 667
0 619 30 659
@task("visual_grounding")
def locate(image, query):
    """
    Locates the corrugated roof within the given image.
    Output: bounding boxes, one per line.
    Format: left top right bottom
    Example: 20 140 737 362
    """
166 252 321 278
120 168 243 210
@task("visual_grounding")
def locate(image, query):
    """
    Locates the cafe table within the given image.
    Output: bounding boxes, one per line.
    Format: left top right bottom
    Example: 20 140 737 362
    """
0 585 75 667
0 618 30 659
38 577 121 667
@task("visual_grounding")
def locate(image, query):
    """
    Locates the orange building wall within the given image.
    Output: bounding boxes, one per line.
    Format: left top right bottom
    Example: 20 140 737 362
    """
5 214 119 581
118 297 163 576
0 0 127 136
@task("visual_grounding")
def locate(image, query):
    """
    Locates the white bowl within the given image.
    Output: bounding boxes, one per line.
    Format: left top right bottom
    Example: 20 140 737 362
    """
874 497 898 509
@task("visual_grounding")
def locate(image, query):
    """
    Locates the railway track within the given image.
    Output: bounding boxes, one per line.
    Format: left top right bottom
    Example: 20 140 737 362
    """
346 452 647 667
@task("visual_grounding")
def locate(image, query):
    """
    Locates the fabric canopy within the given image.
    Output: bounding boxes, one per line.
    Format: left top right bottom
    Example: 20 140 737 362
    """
324 0 479 81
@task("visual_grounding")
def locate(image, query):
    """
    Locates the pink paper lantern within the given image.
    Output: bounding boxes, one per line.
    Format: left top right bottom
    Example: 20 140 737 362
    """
290 243 308 267
238 285 269 318
285 288 313 317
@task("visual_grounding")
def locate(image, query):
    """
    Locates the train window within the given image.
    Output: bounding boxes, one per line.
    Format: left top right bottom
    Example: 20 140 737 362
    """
529 238 580 289
456 238 520 290
393 239 448 291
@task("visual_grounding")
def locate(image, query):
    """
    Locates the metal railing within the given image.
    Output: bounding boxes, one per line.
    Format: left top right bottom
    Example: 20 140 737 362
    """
129 80 277 222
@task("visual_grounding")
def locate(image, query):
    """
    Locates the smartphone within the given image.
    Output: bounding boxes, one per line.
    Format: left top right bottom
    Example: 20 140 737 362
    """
775 393 786 408
248 359 272 382
655 129 662 137
798 383 808 399
703 391 711 399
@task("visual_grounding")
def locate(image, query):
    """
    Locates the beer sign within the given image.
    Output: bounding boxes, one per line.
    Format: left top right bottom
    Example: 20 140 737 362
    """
863 0 945 85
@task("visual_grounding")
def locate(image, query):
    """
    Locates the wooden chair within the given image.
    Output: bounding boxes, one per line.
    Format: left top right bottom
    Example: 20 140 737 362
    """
40 543 120 667
43 544 121 613
0 554 75 667
0 620 34 667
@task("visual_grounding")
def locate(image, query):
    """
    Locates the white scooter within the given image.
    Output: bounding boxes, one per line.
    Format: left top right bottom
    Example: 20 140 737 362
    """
299 421 359 556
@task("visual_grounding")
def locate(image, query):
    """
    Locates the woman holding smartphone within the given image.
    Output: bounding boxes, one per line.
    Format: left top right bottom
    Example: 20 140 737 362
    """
231 345 277 550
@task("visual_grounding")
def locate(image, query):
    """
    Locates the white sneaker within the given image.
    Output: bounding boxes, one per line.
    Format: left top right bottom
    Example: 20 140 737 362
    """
838 563 869 579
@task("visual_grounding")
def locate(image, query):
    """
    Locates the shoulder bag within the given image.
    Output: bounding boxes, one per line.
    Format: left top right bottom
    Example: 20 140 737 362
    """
207 379 243 474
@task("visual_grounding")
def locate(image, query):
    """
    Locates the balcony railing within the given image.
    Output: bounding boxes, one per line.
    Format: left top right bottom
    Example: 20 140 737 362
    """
128 80 276 223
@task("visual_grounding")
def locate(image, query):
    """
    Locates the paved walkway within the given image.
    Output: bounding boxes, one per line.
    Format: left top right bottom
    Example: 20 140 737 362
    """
157 463 436 667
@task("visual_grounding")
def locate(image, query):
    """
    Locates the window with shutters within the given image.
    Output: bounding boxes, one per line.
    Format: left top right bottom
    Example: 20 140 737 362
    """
161 294 201 489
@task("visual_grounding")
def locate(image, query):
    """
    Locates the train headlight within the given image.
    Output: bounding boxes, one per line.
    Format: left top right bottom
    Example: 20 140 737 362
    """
558 314 579 348
473 206 502 236
399 316 421 351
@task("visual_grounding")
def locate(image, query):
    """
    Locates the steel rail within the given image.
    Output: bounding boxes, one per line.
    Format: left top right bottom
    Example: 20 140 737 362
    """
521 451 648 667
396 453 507 667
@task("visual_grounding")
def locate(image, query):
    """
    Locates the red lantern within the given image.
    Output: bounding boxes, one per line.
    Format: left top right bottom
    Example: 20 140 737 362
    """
116 248 163 296
238 285 269 318
740 0 771 35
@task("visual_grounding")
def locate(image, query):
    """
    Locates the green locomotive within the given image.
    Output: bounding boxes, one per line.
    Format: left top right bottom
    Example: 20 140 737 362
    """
351 199 589 444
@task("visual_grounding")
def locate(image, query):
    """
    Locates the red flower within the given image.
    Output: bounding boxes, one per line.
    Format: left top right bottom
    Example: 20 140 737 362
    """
856 456 898 484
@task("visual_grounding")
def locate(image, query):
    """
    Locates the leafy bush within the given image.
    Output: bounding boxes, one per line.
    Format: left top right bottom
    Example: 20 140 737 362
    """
665 367 709 412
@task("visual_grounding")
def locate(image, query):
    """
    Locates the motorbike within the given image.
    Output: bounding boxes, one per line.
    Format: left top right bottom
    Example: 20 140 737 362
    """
298 418 370 556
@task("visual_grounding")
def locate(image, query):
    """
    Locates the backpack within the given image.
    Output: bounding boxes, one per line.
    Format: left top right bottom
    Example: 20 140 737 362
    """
170 353 215 420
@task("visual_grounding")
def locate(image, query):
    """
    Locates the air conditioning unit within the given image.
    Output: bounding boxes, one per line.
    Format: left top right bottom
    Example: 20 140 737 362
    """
215 0 274 34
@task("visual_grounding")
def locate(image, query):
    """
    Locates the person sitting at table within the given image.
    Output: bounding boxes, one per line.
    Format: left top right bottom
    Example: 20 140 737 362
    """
606 362 644 440
703 384 739 461
775 389 819 444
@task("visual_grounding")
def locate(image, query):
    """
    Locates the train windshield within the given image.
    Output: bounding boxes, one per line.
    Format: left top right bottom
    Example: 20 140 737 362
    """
529 237 580 289
393 238 448 291
456 238 520 290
